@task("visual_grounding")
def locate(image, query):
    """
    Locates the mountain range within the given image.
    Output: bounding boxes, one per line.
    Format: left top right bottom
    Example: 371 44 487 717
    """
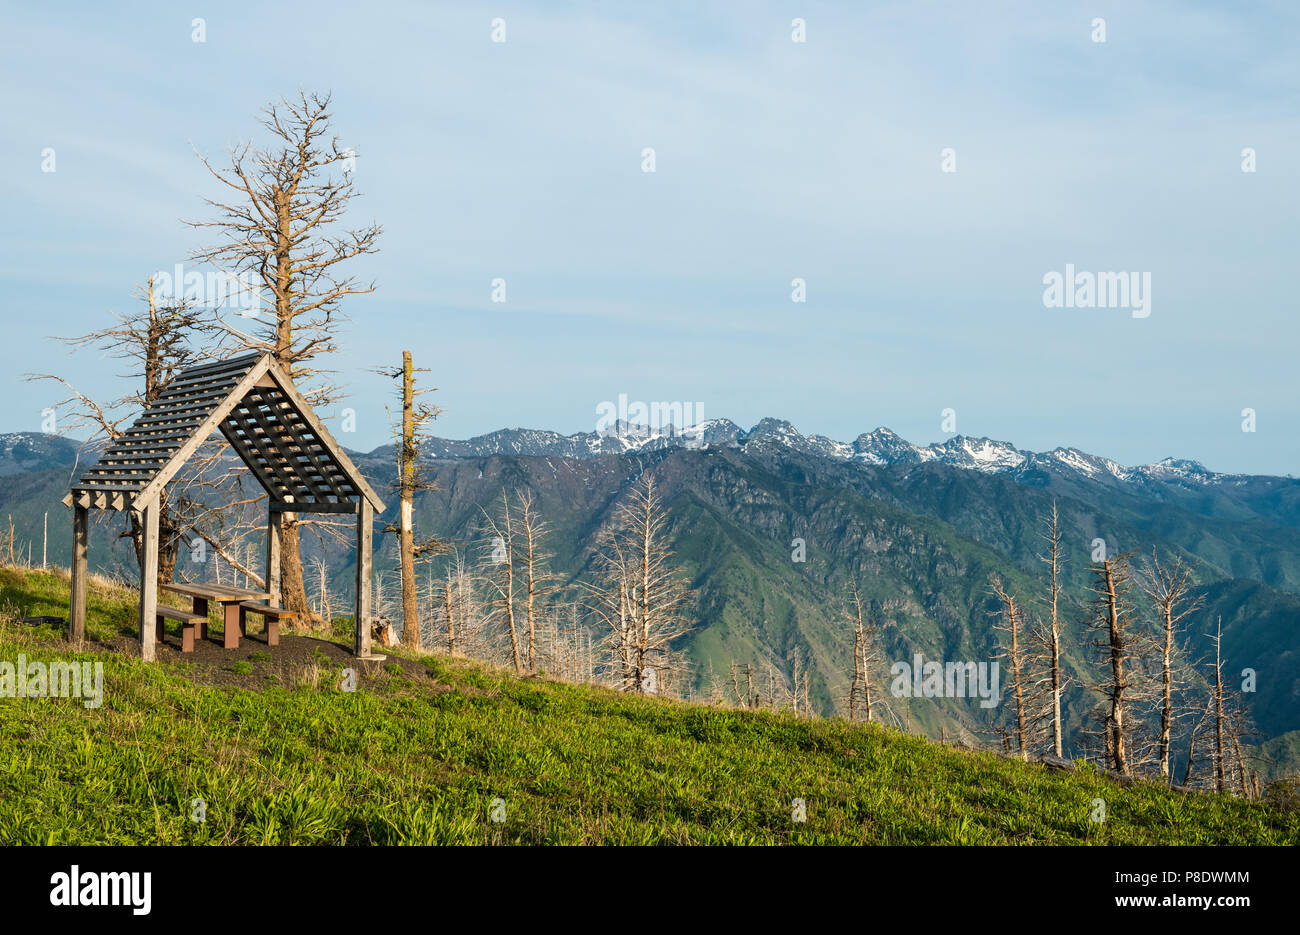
418 418 1262 487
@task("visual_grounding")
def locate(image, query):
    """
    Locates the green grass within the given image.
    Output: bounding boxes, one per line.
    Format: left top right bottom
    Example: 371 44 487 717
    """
0 566 1296 845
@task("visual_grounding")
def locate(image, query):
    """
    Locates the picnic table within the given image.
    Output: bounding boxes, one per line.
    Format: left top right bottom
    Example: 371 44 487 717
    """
161 582 273 650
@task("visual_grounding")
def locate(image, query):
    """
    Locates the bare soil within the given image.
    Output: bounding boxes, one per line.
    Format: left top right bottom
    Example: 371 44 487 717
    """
86 625 438 692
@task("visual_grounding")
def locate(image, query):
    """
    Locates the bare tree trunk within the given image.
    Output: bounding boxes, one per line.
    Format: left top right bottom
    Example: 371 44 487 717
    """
861 641 872 721
397 351 420 648
271 187 313 621
731 664 747 708
1159 608 1174 777
636 491 652 688
1043 504 1064 757
1183 728 1198 786
791 651 801 715
1101 560 1129 775
444 576 456 654
129 490 181 591
992 576 1030 759
279 519 309 619
1139 549 1201 780
619 574 634 690
504 505 519 672
317 557 332 625
846 581 874 722
1213 618 1226 793
482 492 522 672
515 493 552 671
1231 730 1247 797
526 561 537 669
849 626 862 721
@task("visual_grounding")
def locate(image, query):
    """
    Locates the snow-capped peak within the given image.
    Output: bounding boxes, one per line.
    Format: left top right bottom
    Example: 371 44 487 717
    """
1138 457 1212 479
920 435 1027 471
852 427 922 465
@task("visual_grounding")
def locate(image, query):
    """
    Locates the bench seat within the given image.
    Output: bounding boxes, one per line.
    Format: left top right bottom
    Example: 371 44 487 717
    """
156 607 207 653
236 602 297 646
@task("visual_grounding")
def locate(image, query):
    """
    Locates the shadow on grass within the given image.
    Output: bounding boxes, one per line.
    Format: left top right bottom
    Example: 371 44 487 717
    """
0 566 137 639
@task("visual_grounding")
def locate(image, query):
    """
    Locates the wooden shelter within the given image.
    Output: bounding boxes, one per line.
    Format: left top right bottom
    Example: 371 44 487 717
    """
63 352 386 661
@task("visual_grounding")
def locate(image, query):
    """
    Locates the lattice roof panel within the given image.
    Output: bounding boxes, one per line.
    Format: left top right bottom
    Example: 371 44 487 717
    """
65 352 384 514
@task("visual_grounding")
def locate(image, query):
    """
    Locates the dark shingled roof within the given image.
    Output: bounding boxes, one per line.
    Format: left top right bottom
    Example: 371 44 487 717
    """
66 352 383 513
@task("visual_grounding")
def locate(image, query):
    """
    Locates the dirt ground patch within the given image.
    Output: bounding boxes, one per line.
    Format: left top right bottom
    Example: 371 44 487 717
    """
85 626 439 692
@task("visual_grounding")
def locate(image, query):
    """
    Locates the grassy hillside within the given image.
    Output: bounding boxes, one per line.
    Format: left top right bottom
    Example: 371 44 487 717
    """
1 567 1295 845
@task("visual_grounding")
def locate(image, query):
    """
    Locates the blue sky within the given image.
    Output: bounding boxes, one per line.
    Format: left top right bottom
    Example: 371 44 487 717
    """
1 1 1297 474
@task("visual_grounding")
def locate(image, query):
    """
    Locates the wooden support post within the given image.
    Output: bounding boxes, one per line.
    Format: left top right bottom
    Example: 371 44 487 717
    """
224 603 242 650
68 504 88 642
137 499 159 662
265 506 282 606
354 498 373 657
194 596 209 641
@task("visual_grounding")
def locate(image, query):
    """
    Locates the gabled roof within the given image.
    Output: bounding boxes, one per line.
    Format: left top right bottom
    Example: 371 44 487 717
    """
65 352 384 514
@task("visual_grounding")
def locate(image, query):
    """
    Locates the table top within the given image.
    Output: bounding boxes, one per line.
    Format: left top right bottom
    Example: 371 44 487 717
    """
163 582 272 602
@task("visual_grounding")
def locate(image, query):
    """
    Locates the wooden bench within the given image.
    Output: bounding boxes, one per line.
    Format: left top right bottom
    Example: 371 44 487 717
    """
156 607 208 653
236 602 297 647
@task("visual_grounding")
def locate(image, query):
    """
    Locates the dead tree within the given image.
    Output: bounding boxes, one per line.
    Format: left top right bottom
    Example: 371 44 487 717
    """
730 663 759 709
188 90 382 620
1181 697 1213 787
436 551 494 661
443 571 457 655
1208 618 1229 793
618 475 692 693
593 539 636 691
308 554 333 626
1230 714 1247 797
586 475 693 694
1138 549 1203 780
1086 553 1144 776
393 350 422 649
30 278 210 587
481 492 523 672
1225 696 1261 798
789 647 812 716
991 574 1032 759
1035 503 1067 757
515 491 556 671
845 581 880 722
2 516 16 567
545 601 595 685
527 600 589 681
377 350 445 649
